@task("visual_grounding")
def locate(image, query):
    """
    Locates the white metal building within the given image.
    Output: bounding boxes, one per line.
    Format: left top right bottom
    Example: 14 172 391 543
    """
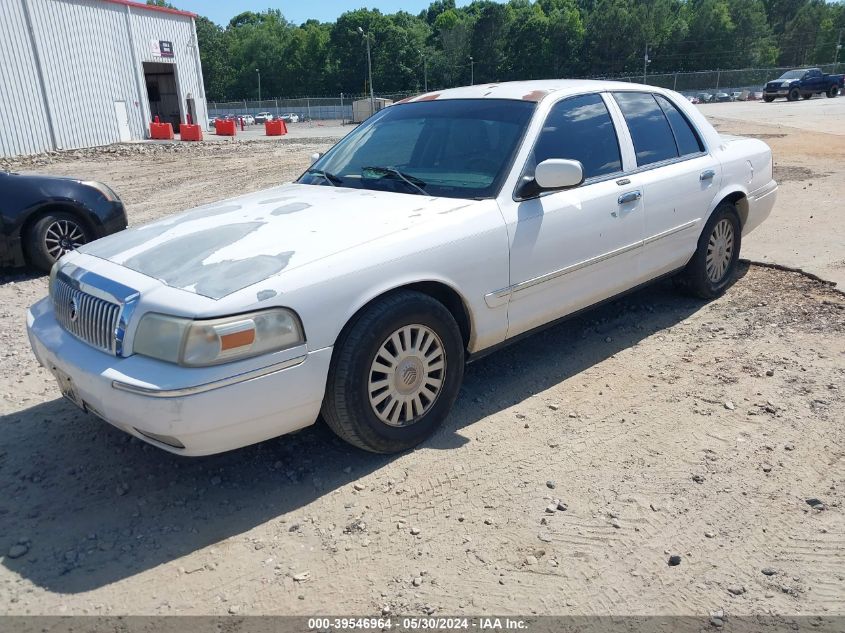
0 0 208 157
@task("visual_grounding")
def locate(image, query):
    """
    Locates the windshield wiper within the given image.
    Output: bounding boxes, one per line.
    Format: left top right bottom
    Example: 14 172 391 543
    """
362 166 427 195
306 168 343 186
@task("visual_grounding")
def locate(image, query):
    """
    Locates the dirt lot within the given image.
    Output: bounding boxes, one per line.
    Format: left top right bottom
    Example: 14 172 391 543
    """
0 110 843 618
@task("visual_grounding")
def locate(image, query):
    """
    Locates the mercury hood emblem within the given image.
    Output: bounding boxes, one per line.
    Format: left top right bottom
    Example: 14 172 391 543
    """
69 296 79 322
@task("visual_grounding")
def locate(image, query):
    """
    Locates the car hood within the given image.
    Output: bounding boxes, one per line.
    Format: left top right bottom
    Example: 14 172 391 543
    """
78 183 481 300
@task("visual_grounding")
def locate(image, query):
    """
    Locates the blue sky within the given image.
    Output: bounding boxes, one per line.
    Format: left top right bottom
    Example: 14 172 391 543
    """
173 1 480 26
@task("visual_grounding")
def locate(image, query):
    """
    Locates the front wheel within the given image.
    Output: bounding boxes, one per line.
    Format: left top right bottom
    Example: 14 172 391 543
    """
827 85 839 98
675 203 742 299
787 88 800 102
322 290 465 453
25 211 92 272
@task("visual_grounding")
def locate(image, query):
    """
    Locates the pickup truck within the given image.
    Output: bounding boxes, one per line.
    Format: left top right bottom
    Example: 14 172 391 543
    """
763 68 844 102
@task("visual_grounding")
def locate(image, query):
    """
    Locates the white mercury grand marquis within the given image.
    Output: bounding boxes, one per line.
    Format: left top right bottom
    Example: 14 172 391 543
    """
27 80 778 456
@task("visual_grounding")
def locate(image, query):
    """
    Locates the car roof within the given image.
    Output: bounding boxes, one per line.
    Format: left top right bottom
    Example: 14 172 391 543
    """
396 79 677 104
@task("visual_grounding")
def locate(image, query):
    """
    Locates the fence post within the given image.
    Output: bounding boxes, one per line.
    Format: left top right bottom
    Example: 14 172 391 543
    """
715 69 721 91
340 92 344 124
673 72 678 91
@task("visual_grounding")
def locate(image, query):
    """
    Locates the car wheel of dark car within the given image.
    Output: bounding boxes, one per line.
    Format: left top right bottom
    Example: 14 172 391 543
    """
827 85 839 98
675 202 742 300
26 211 92 272
787 88 800 102
321 290 464 454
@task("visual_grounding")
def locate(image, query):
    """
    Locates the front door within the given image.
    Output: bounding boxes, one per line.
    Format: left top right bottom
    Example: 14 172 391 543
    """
497 93 646 339
114 101 131 142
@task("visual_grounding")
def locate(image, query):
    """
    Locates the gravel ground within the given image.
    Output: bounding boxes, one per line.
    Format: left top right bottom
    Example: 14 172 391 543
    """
0 119 843 617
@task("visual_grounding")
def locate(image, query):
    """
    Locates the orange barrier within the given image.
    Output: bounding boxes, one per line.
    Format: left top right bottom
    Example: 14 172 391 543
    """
180 124 202 141
149 116 174 140
265 119 288 136
214 119 236 136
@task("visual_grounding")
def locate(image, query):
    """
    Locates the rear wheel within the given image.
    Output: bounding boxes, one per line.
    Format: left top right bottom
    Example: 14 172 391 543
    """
322 290 464 453
788 88 800 102
827 85 839 98
25 211 92 272
675 202 742 299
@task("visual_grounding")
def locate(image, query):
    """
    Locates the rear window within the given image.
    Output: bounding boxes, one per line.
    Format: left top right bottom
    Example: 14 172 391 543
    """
613 92 678 167
654 95 704 156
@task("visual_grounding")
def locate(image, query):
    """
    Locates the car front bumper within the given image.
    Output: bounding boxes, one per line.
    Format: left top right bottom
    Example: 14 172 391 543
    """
27 297 331 456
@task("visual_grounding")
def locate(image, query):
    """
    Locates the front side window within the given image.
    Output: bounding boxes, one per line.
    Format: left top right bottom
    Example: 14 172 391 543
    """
613 92 679 167
298 99 535 199
525 93 622 181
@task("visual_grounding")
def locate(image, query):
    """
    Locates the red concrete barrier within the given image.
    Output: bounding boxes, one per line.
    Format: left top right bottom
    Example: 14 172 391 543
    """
214 119 236 136
265 120 288 136
149 116 174 140
180 124 202 141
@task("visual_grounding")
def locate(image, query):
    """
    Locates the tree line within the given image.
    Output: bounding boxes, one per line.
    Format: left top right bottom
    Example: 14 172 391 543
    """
150 1 845 101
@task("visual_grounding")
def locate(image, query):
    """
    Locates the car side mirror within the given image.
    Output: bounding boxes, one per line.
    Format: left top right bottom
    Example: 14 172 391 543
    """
517 159 584 199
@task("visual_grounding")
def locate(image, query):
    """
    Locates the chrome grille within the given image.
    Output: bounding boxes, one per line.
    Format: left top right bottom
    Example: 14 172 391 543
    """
52 277 121 354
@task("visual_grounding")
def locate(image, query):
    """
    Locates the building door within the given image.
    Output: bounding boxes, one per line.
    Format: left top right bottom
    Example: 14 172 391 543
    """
142 62 182 132
114 101 131 142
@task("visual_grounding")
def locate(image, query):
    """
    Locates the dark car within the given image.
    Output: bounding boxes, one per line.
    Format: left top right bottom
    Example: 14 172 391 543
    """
0 171 127 272
763 68 844 102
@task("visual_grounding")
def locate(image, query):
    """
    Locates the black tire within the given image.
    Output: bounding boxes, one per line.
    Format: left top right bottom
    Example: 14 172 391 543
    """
675 202 742 299
787 88 800 102
25 211 92 272
827 85 839 98
322 290 465 454
802 93 812 100
763 96 775 103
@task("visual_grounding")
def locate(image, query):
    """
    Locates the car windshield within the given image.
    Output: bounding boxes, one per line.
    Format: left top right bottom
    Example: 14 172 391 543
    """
298 99 535 199
777 70 806 80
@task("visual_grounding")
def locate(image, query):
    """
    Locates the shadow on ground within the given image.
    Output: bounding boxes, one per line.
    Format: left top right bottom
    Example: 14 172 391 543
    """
0 268 748 593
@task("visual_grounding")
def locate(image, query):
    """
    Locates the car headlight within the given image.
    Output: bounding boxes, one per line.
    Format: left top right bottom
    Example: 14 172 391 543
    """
782 81 791 87
133 308 305 366
82 180 119 202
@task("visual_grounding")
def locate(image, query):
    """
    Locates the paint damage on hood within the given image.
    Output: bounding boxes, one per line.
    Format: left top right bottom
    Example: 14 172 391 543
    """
79 183 479 299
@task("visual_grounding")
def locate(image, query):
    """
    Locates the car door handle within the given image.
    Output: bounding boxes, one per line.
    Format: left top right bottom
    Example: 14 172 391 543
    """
617 191 642 205
700 169 716 181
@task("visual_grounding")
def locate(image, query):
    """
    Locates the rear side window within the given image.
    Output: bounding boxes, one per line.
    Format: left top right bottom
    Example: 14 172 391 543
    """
613 92 678 166
529 93 622 179
654 94 704 156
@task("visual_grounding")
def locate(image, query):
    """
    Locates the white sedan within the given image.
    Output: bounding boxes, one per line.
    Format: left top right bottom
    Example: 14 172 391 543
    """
27 80 777 456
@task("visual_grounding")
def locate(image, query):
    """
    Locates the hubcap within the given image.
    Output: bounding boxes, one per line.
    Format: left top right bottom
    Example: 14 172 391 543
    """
44 220 86 260
368 324 446 427
705 218 734 283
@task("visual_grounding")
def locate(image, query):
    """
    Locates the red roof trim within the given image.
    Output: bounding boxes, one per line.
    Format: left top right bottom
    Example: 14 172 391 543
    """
97 0 196 19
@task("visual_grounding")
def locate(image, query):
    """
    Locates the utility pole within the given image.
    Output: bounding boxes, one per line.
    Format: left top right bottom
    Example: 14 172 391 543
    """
643 44 650 84
255 68 261 105
469 56 474 85
836 28 843 69
358 27 375 117
418 49 428 92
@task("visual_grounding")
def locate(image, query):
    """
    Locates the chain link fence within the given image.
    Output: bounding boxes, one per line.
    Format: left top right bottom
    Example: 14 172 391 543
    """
596 63 844 95
208 64 845 121
207 93 415 123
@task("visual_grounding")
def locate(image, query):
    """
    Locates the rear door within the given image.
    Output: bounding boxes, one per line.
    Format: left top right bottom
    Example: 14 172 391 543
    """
611 91 720 279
